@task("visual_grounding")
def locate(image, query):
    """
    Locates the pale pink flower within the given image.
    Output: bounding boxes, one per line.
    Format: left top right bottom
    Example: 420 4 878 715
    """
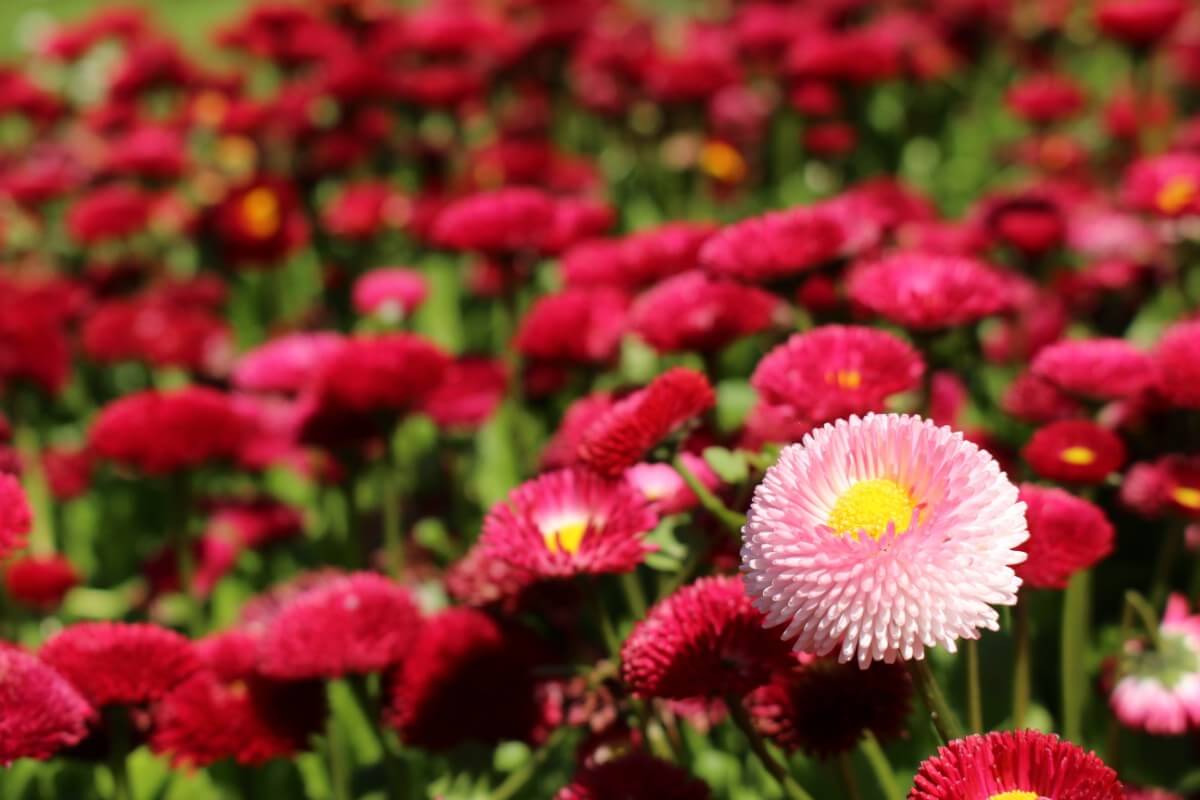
1110 594 1200 735
742 413 1027 667
352 267 428 321
623 453 718 515
232 332 345 395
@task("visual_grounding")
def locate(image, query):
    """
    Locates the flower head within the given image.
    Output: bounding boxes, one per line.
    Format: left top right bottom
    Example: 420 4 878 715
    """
557 752 711 800
563 222 716 289
257 572 422 679
1110 594 1200 735
742 414 1028 667
352 267 428 321
232 332 346 395
1152 319 1200 409
700 205 848 282
0 474 31 559
621 576 795 699
1122 154 1200 217
1031 338 1154 400
514 288 629 366
3 554 79 610
1023 420 1126 484
39 622 199 707
1017 485 1115 590
751 326 924 428
0 647 93 765
847 252 1011 330
629 271 781 353
910 730 1122 799
481 467 658 578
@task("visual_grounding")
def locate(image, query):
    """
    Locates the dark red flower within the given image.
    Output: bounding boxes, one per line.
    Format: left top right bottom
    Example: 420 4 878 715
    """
1017 484 1115 590
103 125 187 180
1023 420 1126 484
322 181 410 239
745 656 911 758
385 608 549 750
1006 73 1086 125
910 730 1122 800
3 555 79 611
542 392 618 470
556 752 711 800
432 188 610 256
88 387 244 475
621 576 795 699
0 647 93 765
205 177 308 268
1153 319 1200 409
39 622 199 707
0 474 31 559
42 446 94 501
305 333 451 416
1002 371 1083 423
514 288 629 366
1096 0 1186 46
700 205 848 282
257 572 422 679
578 368 715 477
66 184 155 244
419 357 507 431
444 542 538 612
206 500 304 550
804 122 857 156
1119 456 1200 519
82 298 232 377
629 272 781 353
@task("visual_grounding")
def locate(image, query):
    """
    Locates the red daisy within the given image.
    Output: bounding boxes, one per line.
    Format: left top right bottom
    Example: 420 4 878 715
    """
39 622 198 707
1005 73 1086 125
541 392 617 469
0 647 93 765
1152 319 1200 409
419 357 507 431
621 576 795 699
385 608 550 750
909 730 1122 800
151 630 326 768
0 474 32 559
562 222 717 289
1119 456 1200 519
556 752 711 800
88 387 244 475
232 332 346 395
3 554 79 611
444 541 538 612
65 184 155 244
1017 484 1115 590
745 656 911 759
514 288 629 366
204 177 309 268
1023 420 1126 484
846 252 1012 330
480 467 657 578
352 267 428 320
577 368 715 477
629 271 781 353
1096 0 1186 46
751 326 924 427
42 446 95 501
432 188 609 256
257 572 422 679
1121 154 1200 217
1031 338 1154 400
1002 371 1083 424
307 333 451 415
700 204 848 282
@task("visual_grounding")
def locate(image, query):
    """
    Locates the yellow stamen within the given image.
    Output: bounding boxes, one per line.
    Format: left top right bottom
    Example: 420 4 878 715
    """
543 521 587 554
1156 176 1197 215
989 792 1039 800
825 369 862 390
827 478 916 540
1171 486 1200 510
240 187 281 239
699 141 746 184
1059 446 1096 466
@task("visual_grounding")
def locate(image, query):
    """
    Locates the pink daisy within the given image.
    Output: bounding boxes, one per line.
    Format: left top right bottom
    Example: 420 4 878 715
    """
624 453 718 515
742 414 1028 667
232 332 345 395
0 474 32 560
1017 484 1114 590
628 271 782 354
0 647 93 765
750 326 924 427
352 267 428 320
699 204 848 282
480 467 658 578
1031 338 1154 400
1110 593 1200 735
1152 319 1200 409
1122 153 1200 217
562 222 717 289
846 252 1012 330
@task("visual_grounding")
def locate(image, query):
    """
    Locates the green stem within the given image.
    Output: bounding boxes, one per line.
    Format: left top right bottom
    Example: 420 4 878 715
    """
341 478 363 569
1125 590 1163 650
378 459 404 580
589 583 621 657
348 676 404 799
1061 570 1091 743
1105 594 1138 767
908 659 965 743
724 694 816 800
1148 525 1182 610
106 709 131 800
859 733 903 800
836 753 862 800
965 638 983 733
1012 598 1031 730
324 694 352 800
620 571 647 619
672 454 745 538
170 472 199 635
488 728 564 800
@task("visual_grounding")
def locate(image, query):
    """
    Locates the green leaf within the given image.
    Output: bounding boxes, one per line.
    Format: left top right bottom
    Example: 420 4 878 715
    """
703 446 749 484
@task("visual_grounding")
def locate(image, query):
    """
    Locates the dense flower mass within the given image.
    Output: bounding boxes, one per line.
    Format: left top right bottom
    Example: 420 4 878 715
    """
846 252 1012 330
0 474 32 559
0 647 93 765
743 414 1028 666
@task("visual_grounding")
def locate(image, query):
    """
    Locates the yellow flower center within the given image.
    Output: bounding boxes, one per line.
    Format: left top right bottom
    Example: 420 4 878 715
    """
827 478 916 540
1156 176 1197 215
1059 446 1096 466
699 141 746 184
1171 486 1200 510
825 369 862 390
989 793 1040 800
240 187 281 239
542 520 588 554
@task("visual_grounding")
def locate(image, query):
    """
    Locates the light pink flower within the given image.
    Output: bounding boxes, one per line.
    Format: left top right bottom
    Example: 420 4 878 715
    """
232 332 345 395
1110 594 1200 735
623 453 718 515
352 267 428 320
742 413 1027 667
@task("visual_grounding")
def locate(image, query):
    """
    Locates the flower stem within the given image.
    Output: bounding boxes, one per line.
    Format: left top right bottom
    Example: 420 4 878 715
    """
908 659 965 743
488 728 564 800
324 697 352 800
170 472 200 635
1061 570 1091 743
859 733 903 800
965 638 983 733
1148 524 1182 610
1124 590 1163 650
1012 598 1031 730
348 675 404 799
724 694 816 800
378 458 404 580
105 708 131 800
620 571 647 620
672 454 745 538
836 752 862 800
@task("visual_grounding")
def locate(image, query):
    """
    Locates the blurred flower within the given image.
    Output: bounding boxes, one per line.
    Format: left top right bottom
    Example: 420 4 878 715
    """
1096 0 1186 46
419 357 507 431
0 474 31 559
0 647 92 765
751 326 924 428
1023 419 1126 484
39 622 199 707
1122 153 1200 217
257 572 422 679
204 177 309 267
1110 594 1200 734
910 730 1122 799
41 447 93 502
1017 485 1114 590
433 188 610 256
3 555 79 611
1005 73 1086 125
1119 455 1200 519
743 414 1027 667
629 272 781 353
481 467 657 578
303 333 450 416
1031 338 1154 400
556 752 711 800
561 222 716 290
847 252 1011 330
352 267 428 321
623 454 717 516
542 392 617 470
621 575 794 699
1152 319 1200 409
233 332 346 395
322 181 409 239
66 184 156 244
514 288 628 366
700 204 847 282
